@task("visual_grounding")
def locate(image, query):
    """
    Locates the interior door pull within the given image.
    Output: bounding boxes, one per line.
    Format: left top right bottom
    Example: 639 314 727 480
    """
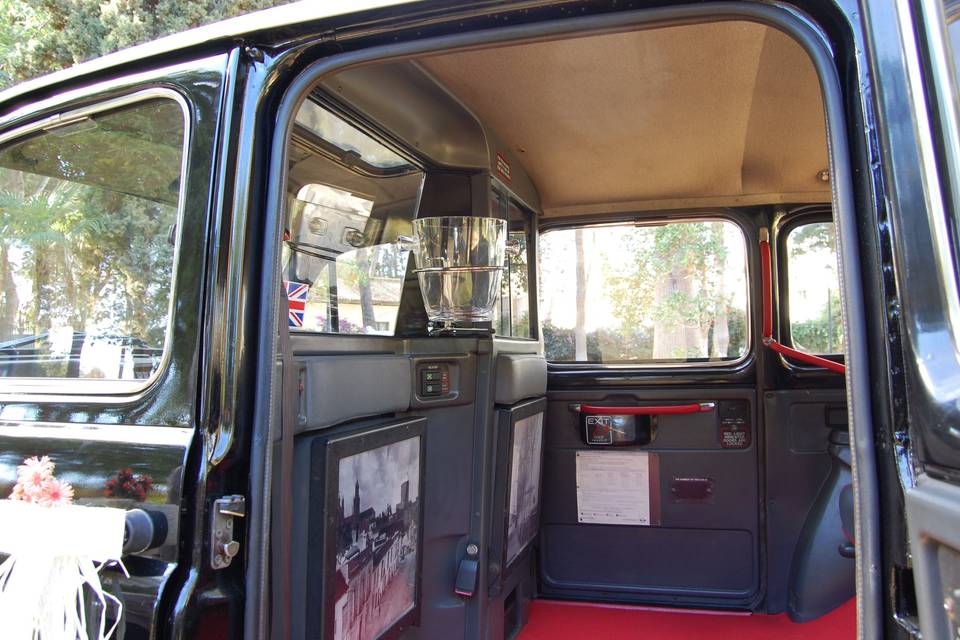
571 402 715 415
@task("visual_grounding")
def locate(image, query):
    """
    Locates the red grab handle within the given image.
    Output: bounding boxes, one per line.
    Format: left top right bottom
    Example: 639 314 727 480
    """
767 339 847 374
760 232 774 339
759 230 846 375
573 403 716 415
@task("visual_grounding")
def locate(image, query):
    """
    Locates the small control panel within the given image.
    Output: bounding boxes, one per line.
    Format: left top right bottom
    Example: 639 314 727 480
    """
419 363 450 398
409 355 472 407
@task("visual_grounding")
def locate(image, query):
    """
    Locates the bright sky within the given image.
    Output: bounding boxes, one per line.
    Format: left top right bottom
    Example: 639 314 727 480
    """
786 245 839 322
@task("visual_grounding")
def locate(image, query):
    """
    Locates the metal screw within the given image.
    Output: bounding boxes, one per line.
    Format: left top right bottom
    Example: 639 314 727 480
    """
817 170 830 183
466 543 479 557
243 46 264 63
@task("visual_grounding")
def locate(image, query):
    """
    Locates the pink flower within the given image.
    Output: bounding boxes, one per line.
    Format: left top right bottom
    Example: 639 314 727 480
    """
37 479 74 507
8 456 73 507
16 455 55 491
14 481 43 502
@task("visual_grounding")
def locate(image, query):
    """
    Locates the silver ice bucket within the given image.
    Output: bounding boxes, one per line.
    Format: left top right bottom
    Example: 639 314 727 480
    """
400 216 516 324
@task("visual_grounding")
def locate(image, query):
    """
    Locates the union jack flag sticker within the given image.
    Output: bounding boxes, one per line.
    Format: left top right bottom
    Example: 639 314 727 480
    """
285 281 308 327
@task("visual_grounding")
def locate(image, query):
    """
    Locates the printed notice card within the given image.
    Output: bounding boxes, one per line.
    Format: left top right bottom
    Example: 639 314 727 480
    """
576 450 654 526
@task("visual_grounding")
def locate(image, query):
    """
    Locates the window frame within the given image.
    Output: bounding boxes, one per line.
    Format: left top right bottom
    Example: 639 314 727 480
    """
776 209 846 368
537 212 753 370
0 88 191 396
492 182 538 342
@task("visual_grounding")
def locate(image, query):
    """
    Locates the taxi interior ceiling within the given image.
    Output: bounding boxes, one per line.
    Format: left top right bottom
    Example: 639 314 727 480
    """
415 20 831 215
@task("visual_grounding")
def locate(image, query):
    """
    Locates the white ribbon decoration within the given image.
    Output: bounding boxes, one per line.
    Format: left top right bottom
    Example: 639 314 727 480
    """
0 500 127 640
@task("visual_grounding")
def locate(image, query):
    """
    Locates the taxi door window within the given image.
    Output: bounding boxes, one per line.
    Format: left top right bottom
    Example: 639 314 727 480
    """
784 221 845 355
538 219 749 364
0 97 186 383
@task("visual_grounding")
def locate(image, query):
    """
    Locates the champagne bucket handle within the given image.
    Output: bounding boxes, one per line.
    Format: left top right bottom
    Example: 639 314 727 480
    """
395 234 418 252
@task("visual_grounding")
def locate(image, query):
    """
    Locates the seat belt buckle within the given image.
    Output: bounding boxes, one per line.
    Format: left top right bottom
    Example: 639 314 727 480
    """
454 543 480 598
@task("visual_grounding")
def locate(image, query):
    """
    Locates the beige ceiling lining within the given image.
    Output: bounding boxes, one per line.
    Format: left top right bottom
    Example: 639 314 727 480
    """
417 20 830 215
542 191 832 218
740 26 830 196
736 26 771 196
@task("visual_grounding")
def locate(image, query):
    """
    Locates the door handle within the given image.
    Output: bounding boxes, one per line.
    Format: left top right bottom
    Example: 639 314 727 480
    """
570 402 716 415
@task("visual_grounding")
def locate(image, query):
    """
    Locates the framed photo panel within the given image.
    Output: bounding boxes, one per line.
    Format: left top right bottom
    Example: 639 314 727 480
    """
491 397 547 586
506 410 545 566
319 418 426 640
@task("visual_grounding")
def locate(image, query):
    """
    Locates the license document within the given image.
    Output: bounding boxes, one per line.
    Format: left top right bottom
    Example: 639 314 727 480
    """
576 450 652 525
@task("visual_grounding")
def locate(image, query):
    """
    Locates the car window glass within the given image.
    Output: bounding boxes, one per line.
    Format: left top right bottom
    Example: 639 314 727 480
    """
538 220 748 364
284 99 424 335
295 100 412 171
785 221 845 354
495 195 532 339
0 98 185 382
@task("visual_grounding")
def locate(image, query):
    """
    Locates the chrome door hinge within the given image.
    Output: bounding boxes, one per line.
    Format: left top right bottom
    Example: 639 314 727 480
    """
210 495 245 570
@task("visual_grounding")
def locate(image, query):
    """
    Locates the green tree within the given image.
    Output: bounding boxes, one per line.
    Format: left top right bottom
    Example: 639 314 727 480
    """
0 0 289 91
787 221 844 353
607 222 735 360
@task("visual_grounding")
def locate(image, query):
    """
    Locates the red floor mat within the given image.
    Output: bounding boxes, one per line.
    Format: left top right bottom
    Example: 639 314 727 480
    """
518 599 856 640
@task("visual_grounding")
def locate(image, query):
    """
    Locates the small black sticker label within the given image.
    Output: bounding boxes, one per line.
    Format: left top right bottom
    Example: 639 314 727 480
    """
719 420 751 449
495 152 512 183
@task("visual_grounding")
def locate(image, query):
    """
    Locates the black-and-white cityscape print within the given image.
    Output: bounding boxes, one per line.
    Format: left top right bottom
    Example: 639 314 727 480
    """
333 435 421 640
506 413 544 566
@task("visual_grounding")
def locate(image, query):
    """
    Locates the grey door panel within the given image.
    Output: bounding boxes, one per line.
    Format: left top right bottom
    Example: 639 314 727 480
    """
764 389 854 617
299 355 412 431
494 354 547 406
288 336 489 640
540 388 760 606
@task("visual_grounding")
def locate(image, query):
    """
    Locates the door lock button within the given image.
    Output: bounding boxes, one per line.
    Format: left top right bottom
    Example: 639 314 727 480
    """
419 365 449 397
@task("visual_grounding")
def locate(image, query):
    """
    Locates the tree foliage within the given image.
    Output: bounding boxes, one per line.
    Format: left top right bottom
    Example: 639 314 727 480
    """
0 2 293 379
599 222 743 361
0 0 289 91
786 221 844 353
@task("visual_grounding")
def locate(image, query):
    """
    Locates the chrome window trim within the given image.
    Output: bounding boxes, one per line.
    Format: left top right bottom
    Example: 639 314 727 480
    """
0 88 192 397
537 214 753 370
898 0 960 404
0 421 193 446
